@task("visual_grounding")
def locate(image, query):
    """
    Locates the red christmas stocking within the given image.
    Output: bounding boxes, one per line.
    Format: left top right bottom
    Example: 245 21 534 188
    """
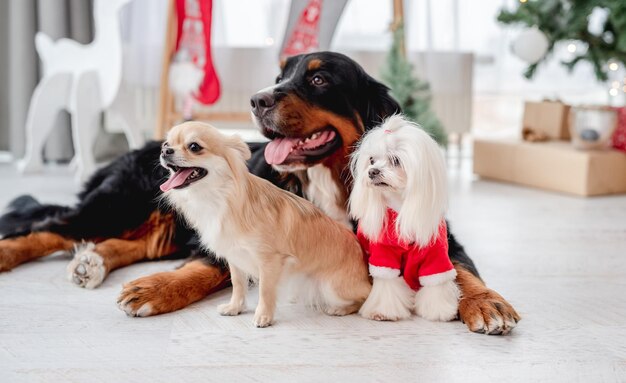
175 0 220 105
281 0 322 59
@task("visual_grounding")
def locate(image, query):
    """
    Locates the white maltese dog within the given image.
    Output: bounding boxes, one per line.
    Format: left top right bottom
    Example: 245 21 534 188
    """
349 114 460 322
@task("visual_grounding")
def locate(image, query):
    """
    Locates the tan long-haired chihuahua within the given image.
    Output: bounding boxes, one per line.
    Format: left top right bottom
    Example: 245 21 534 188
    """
159 122 371 327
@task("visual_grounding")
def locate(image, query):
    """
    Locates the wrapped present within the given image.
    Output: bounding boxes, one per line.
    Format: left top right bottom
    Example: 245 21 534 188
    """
474 139 626 196
523 100 571 140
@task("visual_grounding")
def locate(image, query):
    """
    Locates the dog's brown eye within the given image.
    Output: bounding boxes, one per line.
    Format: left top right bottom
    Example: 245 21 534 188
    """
369 157 375 165
391 156 400 167
188 142 202 153
311 75 325 86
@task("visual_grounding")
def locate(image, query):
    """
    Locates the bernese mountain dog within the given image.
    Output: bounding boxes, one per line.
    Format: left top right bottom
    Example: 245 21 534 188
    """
0 52 519 334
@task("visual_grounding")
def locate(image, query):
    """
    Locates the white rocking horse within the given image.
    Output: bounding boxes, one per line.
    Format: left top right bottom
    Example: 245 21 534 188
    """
19 0 144 182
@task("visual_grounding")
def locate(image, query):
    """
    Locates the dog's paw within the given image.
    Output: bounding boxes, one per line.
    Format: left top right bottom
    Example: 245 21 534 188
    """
358 277 413 321
414 280 460 322
120 300 153 317
117 273 180 317
324 304 360 316
360 310 404 321
458 288 520 335
67 243 106 289
253 311 273 328
217 302 244 316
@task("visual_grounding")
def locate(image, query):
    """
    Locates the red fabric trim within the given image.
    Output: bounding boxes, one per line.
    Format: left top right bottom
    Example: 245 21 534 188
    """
358 209 454 290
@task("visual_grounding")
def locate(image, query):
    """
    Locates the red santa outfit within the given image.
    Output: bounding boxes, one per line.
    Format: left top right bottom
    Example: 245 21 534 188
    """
357 209 456 290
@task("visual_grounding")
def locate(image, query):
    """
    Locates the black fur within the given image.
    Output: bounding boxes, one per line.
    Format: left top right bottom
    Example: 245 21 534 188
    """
1 142 194 253
257 52 402 142
0 52 479 279
0 196 71 239
446 223 480 278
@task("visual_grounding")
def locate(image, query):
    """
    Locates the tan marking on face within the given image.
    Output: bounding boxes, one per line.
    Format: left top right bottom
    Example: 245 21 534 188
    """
307 59 322 71
272 93 365 202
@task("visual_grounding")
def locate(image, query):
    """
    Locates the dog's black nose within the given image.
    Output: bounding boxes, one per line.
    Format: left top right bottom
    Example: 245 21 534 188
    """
368 168 380 179
161 147 174 156
250 91 276 116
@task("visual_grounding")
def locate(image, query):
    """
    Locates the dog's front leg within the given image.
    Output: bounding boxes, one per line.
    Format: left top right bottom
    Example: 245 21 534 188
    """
0 232 75 271
414 280 460 322
217 264 247 316
359 276 414 321
254 258 283 328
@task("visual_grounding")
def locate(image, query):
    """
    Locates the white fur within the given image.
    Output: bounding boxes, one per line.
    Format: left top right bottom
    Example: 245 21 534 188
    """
306 165 352 229
169 61 204 96
419 269 457 287
369 265 400 279
118 299 153 317
135 303 153 317
277 267 355 314
349 114 448 247
359 277 414 321
288 275 355 315
414 280 460 322
66 242 106 289
163 154 233 258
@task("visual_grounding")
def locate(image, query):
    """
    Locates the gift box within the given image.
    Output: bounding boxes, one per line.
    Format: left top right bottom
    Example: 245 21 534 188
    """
523 101 571 140
473 139 626 196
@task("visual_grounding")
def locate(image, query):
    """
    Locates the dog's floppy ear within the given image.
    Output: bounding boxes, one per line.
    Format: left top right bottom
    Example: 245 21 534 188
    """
225 135 251 161
359 76 401 131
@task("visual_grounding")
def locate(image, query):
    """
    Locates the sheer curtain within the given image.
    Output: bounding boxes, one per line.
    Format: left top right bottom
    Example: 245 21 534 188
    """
0 0 93 161
0 0 93 159
0 1 9 153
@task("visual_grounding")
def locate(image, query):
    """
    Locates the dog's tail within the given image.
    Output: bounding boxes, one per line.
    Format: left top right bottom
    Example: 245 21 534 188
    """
0 195 71 239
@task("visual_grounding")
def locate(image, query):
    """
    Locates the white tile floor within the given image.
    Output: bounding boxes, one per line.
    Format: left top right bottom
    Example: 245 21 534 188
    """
1 156 625 383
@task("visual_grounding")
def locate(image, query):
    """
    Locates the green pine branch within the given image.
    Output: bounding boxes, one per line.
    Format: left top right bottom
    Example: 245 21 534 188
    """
497 0 626 82
381 25 448 146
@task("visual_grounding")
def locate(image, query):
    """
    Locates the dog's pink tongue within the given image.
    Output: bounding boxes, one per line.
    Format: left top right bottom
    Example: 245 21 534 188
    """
264 137 300 165
160 168 194 192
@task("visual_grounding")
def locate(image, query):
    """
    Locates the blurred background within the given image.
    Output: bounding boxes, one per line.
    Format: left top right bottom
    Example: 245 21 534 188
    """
0 0 624 195
1 2 625 380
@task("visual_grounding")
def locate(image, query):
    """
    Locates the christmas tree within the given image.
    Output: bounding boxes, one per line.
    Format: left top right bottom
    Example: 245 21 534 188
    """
498 0 626 81
381 24 448 146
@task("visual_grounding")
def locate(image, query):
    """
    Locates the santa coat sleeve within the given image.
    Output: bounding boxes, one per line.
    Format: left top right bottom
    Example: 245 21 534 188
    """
357 225 403 279
410 221 457 287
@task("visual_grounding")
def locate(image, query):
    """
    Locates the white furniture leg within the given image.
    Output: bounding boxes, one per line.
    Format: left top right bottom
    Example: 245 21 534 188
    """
109 85 145 149
18 73 73 174
71 72 102 183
